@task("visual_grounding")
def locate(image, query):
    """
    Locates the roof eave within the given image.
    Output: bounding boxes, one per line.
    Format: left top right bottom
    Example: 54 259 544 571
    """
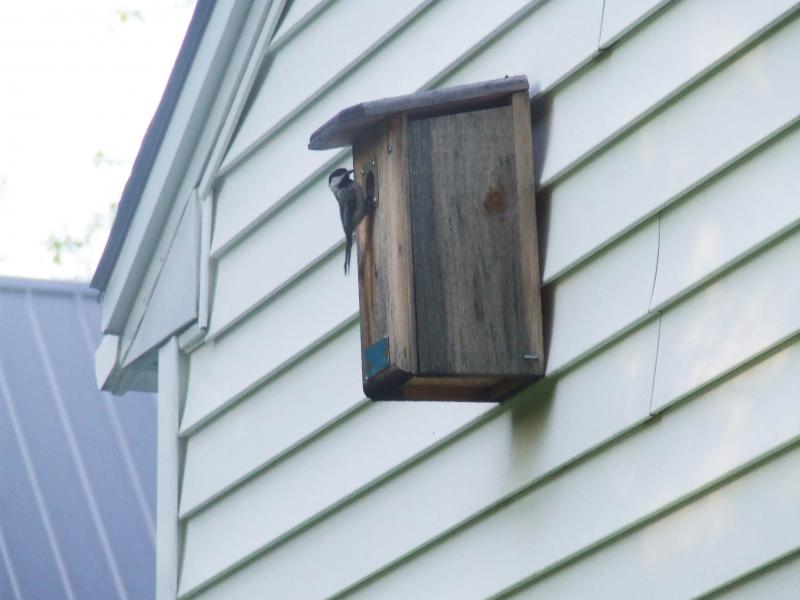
91 0 217 292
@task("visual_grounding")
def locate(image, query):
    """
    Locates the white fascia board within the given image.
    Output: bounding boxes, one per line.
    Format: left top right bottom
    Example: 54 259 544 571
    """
100 1 253 335
96 333 158 395
95 334 122 392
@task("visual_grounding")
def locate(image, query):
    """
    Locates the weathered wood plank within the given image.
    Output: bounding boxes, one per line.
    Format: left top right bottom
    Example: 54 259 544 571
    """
407 105 536 377
354 114 416 394
383 114 418 376
510 91 545 376
309 75 528 150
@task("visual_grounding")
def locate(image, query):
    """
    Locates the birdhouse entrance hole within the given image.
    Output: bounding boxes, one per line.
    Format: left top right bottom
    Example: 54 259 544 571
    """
364 169 376 208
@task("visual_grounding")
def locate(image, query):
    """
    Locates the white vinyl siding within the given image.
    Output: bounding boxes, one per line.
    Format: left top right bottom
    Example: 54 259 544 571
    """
161 0 800 597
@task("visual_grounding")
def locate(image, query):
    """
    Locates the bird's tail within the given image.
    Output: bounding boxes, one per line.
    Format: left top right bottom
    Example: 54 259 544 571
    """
344 234 352 275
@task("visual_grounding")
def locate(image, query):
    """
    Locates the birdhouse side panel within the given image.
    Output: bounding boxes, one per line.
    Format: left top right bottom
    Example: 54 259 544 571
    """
354 115 416 394
408 105 539 377
510 91 545 377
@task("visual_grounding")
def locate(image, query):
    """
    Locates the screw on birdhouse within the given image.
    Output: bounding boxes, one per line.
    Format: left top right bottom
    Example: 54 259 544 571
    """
371 159 376 167
387 144 392 155
360 167 365 175
523 353 538 360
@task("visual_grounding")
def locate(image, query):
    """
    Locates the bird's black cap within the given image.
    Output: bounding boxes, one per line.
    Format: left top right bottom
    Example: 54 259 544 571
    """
328 167 350 184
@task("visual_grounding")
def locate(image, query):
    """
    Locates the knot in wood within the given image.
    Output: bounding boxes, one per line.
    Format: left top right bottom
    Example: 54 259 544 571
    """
483 184 508 214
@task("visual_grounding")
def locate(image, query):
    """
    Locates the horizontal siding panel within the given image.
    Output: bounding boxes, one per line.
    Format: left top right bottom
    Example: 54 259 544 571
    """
652 123 800 308
436 0 601 92
537 0 798 187
174 4 800 600
195 211 655 432
511 445 800 599
179 325 364 516
182 252 358 434
187 322 660 599
211 0 603 256
224 0 431 164
209 0 606 335
346 341 800 599
542 12 800 282
715 553 800 599
545 220 658 374
651 228 800 412
270 0 329 46
599 0 671 48
179 401 492 596
208 158 349 336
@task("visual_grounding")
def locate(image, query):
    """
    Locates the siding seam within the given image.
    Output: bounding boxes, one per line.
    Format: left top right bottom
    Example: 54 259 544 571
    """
654 326 800 418
546 311 659 379
542 112 800 286
648 315 663 417
647 212 663 416
597 0 606 48
649 204 800 312
648 211 662 311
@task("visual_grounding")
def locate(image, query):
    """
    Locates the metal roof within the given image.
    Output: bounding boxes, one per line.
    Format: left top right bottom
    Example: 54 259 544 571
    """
91 0 216 292
0 277 156 599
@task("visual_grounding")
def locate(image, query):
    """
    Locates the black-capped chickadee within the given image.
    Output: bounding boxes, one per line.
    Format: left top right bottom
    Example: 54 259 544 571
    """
329 167 368 275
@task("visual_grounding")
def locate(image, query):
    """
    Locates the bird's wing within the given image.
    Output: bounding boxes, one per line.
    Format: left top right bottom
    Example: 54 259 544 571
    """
340 187 357 236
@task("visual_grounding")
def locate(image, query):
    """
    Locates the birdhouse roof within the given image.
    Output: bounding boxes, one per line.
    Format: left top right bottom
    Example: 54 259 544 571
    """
308 75 529 151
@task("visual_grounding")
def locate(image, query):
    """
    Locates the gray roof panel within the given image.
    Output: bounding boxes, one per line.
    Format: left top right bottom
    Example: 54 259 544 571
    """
0 277 156 599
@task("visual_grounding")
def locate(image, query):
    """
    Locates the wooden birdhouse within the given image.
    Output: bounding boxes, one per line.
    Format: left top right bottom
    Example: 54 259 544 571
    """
309 75 544 401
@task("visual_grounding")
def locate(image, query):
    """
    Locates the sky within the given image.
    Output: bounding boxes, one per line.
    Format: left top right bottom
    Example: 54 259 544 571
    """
0 1 195 281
